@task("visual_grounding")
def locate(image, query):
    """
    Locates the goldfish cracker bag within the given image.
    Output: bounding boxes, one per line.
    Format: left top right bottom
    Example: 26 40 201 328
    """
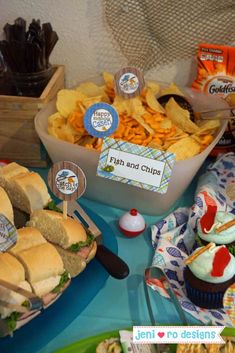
192 43 235 156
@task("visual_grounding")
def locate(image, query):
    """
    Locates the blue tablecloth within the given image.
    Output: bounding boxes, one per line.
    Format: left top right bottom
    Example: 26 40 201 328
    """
32 165 202 353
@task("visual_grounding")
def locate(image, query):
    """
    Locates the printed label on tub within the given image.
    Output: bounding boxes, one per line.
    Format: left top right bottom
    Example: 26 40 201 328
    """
97 138 175 194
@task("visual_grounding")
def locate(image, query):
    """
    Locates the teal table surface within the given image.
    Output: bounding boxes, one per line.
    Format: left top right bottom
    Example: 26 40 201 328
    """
29 165 205 353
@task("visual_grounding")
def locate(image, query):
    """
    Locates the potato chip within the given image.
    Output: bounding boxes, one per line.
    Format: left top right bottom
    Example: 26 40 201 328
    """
77 135 97 147
159 118 172 130
167 137 201 160
165 98 199 134
194 119 220 135
191 134 214 146
146 89 165 113
103 71 114 85
76 82 110 103
132 115 155 135
160 83 184 97
48 113 79 143
146 80 160 95
56 89 87 118
113 96 146 116
81 96 103 109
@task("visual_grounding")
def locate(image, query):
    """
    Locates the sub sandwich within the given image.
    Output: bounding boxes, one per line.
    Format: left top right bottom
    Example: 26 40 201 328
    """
27 210 97 277
16 242 70 307
9 227 71 307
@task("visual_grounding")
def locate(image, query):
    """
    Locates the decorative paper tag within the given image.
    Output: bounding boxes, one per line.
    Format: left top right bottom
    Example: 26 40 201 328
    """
84 102 119 138
97 138 175 194
0 214 17 252
47 161 86 201
114 67 145 98
223 284 235 326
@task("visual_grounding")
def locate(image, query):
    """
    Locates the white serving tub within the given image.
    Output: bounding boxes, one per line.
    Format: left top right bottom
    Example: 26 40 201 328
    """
35 89 228 216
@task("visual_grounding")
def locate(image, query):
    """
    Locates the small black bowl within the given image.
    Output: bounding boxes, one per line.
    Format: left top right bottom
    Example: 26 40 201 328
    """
158 94 195 121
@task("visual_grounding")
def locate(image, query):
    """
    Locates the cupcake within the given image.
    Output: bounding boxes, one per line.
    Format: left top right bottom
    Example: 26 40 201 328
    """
197 211 235 255
184 243 235 309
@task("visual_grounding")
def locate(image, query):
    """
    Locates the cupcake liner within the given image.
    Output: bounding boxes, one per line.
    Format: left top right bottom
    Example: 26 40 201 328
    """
184 278 224 309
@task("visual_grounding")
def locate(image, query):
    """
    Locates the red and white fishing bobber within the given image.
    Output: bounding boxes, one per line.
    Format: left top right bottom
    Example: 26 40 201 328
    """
119 209 146 237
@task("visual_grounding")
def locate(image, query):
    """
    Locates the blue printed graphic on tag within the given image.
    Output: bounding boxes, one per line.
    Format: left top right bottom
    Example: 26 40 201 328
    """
84 103 119 138
0 214 17 252
119 73 139 94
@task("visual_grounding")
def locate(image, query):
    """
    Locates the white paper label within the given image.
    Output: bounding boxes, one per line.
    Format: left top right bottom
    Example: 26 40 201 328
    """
106 148 164 187
97 138 175 194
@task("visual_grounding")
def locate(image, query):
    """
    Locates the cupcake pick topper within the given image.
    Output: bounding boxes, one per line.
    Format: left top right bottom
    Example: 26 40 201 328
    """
114 67 145 99
0 214 17 252
83 102 119 138
216 218 235 233
47 161 86 219
184 242 215 265
211 246 231 277
200 191 217 233
223 284 235 326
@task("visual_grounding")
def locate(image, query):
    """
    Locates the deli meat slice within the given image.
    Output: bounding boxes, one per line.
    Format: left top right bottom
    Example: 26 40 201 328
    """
42 279 71 307
76 244 93 259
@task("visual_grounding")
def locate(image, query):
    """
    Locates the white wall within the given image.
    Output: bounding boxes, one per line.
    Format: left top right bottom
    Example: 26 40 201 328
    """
0 0 105 87
2 1 233 87
0 0 196 87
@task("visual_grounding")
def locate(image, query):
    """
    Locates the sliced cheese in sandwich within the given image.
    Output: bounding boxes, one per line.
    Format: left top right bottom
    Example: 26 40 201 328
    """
27 210 97 277
0 253 32 319
0 162 51 214
0 186 14 224
16 243 70 304
9 227 46 256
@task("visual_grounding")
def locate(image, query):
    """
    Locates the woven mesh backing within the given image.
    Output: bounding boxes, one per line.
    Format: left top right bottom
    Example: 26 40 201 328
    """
101 0 235 72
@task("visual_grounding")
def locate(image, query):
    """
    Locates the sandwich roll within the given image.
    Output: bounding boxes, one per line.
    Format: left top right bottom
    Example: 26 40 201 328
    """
0 186 14 224
0 162 51 214
0 253 39 334
53 244 87 278
28 210 97 277
9 227 46 256
28 210 87 248
16 243 70 306
17 243 64 283
0 252 25 284
7 172 51 214
0 162 29 188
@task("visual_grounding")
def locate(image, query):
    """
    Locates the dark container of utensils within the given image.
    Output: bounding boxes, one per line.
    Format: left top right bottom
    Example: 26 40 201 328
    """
0 17 59 97
9 66 56 97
